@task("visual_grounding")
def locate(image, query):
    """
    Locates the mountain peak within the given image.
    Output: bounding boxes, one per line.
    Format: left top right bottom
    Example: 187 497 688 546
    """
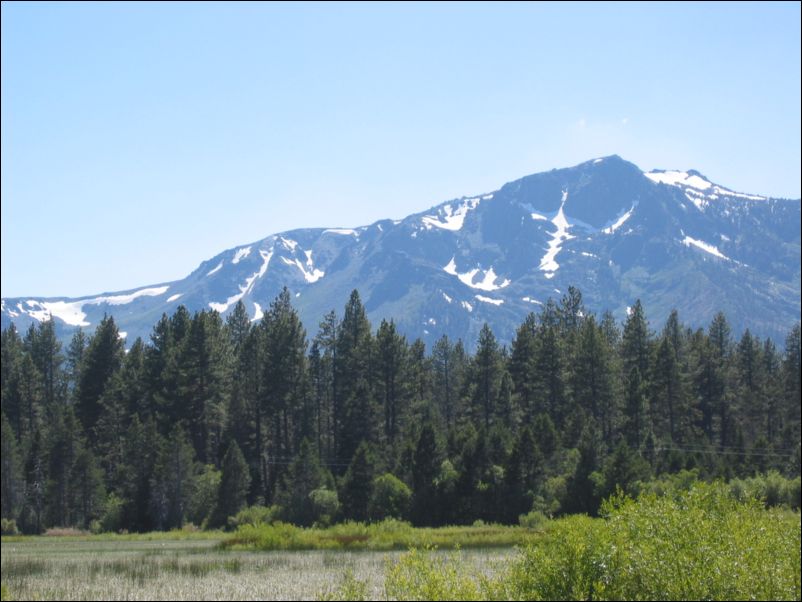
2 156 798 349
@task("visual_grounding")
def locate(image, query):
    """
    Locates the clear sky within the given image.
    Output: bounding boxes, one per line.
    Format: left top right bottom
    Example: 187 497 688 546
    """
2 1 800 298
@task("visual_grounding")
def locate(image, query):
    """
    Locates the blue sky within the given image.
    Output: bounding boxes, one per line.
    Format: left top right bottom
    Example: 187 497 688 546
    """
2 1 800 298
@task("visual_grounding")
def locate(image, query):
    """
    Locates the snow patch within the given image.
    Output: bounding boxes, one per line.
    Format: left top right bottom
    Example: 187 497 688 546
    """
645 170 712 190
602 203 637 234
442 292 453 303
232 246 252 264
118 332 127 339
282 256 325 283
252 302 263 322
461 301 473 312
522 296 543 305
443 257 511 291
685 191 707 211
530 212 549 221
209 248 273 313
167 293 182 303
19 285 171 327
475 294 504 306
279 237 298 251
720 234 731 242
580 252 598 258
324 228 358 236
427 318 437 325
681 235 729 260
207 261 224 276
421 198 481 231
712 186 765 201
539 190 574 276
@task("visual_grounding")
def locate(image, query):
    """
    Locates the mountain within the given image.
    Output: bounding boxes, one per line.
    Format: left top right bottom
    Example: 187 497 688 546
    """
2 156 800 348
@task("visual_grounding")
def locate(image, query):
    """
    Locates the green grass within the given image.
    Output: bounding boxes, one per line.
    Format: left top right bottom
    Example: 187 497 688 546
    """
223 518 541 551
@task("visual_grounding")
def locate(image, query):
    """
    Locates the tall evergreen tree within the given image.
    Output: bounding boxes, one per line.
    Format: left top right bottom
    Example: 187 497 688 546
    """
340 441 376 522
214 440 251 527
76 315 124 439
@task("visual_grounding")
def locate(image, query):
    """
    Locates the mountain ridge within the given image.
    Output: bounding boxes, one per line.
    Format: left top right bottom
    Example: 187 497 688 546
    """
3 156 799 348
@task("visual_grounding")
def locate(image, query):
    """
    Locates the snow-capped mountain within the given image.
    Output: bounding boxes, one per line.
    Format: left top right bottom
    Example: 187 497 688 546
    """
2 156 799 348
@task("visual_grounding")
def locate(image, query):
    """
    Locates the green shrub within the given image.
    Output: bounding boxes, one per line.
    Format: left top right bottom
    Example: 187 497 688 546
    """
1 518 19 536
368 473 411 521
227 504 280 529
385 548 485 601
505 483 801 600
309 488 340 527
518 510 547 530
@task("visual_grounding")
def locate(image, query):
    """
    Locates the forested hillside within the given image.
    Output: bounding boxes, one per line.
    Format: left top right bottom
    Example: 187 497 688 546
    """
1 287 799 533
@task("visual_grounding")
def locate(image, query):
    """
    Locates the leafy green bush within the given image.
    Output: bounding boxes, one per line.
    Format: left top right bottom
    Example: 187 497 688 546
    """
385 548 484 601
309 488 340 527
368 473 411 521
227 504 280 529
503 483 801 600
1 518 19 536
518 510 547 530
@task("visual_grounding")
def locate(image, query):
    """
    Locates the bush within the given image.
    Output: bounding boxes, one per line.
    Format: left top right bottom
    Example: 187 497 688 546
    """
98 493 124 533
518 510 547 530
368 473 411 521
0 518 18 536
227 505 280 529
501 483 801 600
309 488 339 527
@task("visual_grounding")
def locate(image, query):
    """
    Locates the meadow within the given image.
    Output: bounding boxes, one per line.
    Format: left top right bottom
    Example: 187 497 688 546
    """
2 483 799 601
0 536 513 601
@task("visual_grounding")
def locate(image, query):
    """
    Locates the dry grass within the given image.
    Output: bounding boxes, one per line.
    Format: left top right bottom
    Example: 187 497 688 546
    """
1 536 513 601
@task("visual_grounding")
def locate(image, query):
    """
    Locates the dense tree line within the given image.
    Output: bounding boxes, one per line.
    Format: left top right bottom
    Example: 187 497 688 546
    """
1 287 799 532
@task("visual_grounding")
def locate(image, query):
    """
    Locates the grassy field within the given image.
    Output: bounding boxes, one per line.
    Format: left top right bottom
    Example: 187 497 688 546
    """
223 520 539 551
0 536 513 601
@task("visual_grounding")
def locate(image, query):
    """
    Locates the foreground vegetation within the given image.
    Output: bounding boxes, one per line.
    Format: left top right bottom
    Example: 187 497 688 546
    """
223 520 537 551
328 483 802 601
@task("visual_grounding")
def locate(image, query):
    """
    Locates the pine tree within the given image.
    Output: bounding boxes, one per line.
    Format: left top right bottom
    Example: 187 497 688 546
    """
214 440 250 527
572 316 616 441
71 447 105 529
623 367 647 449
275 438 331 526
76 315 124 439
26 318 65 409
375 320 408 445
470 324 503 428
340 441 375 522
260 288 308 493
509 313 538 424
411 422 440 526
150 424 197 530
782 324 801 451
46 406 82 526
432 335 456 430
503 426 543 522
335 291 373 465
178 310 231 464
1 412 22 521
